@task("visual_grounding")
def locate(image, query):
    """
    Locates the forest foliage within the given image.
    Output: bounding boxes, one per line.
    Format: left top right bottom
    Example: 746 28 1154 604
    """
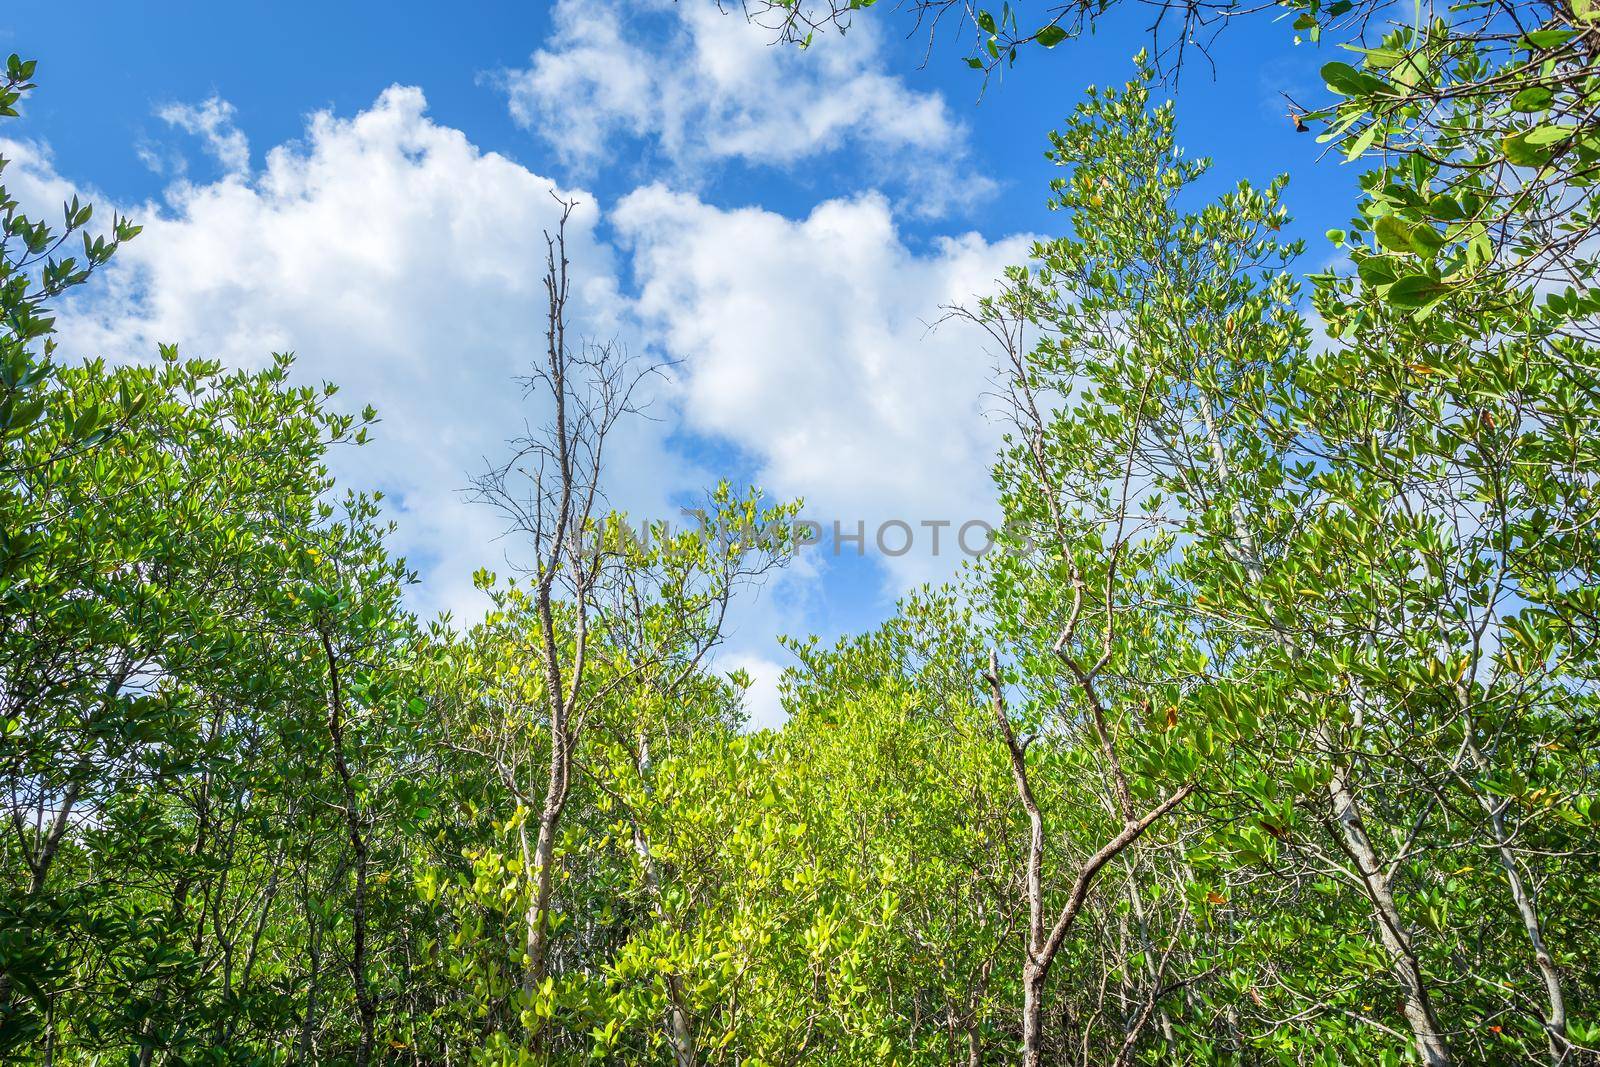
4 2 1600 1063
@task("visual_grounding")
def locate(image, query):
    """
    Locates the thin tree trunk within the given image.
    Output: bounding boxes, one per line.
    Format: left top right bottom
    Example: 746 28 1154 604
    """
137 711 227 1067
1458 723 1568 1063
988 653 1193 1067
1484 793 1569 1064
222 839 285 1046
1321 735 1450 1067
23 667 134 896
28 773 85 897
1 668 132 1011
1020 962 1048 1067
523 709 568 1002
298 921 323 1062
320 628 375 1067
1122 866 1176 1048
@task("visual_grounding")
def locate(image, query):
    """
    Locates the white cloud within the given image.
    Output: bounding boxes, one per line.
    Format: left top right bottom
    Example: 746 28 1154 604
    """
157 96 251 176
500 0 989 214
614 184 1033 591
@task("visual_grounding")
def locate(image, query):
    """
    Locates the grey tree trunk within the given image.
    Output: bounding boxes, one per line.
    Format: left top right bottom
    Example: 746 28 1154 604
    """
1020 962 1047 1067
1460 725 1568 1063
1321 737 1450 1067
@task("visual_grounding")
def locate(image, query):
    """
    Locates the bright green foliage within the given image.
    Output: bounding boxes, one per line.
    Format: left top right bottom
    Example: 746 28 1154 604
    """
967 61 1305 1061
572 594 1019 1065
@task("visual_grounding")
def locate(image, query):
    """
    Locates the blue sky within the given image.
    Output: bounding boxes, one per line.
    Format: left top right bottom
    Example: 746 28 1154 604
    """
3 0 1361 726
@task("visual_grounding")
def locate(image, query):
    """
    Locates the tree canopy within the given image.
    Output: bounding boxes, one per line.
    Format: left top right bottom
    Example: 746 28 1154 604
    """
4 2 1600 1062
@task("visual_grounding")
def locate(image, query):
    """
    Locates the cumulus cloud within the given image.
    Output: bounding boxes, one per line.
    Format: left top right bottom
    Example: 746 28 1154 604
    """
616 185 1033 590
499 0 989 214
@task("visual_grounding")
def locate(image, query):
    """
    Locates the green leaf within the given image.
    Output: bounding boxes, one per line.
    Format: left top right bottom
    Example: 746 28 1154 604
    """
1406 223 1446 257
1386 273 1450 308
1356 254 1400 287
1321 61 1390 97
1357 47 1404 70
1426 195 1464 221
1503 126 1574 167
1343 123 1379 161
1524 124 1576 146
1374 215 1415 254
1035 24 1068 47
1521 29 1575 50
1510 86 1555 113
